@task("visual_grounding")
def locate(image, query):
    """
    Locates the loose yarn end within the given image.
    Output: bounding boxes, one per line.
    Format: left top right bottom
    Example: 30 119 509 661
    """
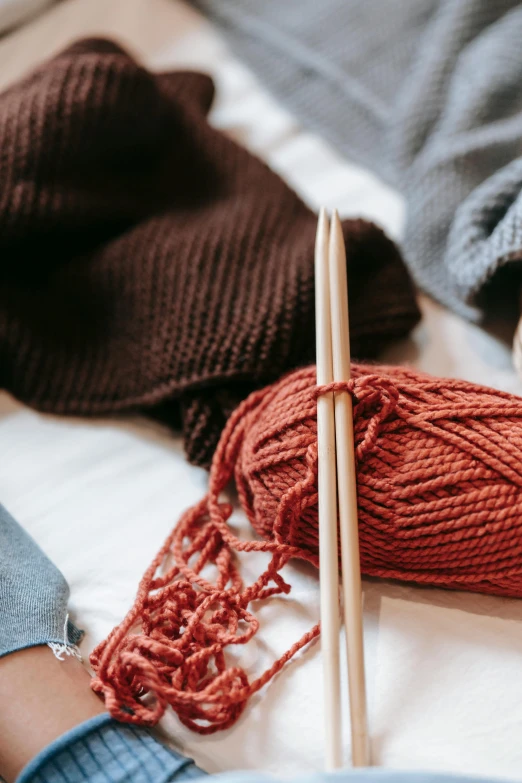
90 363 522 732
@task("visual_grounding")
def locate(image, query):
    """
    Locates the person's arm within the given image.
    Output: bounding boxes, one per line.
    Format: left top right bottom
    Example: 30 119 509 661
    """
0 504 204 783
0 647 104 782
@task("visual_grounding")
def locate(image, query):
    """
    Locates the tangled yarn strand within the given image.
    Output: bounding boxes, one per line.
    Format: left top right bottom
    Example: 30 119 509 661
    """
90 378 313 731
91 363 522 733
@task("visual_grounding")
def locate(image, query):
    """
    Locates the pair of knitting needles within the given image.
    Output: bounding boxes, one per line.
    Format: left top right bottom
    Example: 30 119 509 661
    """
315 208 369 769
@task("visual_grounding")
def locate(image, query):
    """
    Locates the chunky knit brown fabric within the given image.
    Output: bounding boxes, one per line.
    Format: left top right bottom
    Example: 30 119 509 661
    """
0 38 420 467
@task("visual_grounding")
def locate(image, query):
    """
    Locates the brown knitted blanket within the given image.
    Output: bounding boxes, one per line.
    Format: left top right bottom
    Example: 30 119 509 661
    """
0 38 420 467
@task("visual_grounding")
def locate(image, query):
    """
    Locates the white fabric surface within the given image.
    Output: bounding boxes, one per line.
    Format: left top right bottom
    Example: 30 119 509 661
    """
0 0 53 34
1 0 522 779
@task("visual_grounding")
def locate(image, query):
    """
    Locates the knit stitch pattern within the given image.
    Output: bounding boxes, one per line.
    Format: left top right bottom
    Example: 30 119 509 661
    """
17 713 205 783
0 504 82 659
193 0 522 320
0 38 419 466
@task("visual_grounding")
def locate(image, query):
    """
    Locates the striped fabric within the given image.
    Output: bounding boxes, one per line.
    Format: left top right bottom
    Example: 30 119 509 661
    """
16 714 206 783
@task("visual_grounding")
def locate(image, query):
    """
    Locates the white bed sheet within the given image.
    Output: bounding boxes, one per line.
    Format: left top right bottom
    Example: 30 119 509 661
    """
1 0 522 779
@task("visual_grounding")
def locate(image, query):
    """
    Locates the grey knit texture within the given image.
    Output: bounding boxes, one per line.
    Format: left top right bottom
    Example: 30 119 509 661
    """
0 504 82 658
17 714 206 783
193 0 522 320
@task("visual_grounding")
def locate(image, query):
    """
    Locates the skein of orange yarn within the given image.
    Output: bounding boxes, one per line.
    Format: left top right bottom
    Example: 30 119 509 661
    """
91 363 522 733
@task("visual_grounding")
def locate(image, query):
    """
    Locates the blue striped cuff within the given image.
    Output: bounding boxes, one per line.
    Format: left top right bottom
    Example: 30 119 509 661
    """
16 712 206 783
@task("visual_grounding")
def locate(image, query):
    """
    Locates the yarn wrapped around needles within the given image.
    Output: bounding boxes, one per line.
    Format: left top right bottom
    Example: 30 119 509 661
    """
91 363 522 733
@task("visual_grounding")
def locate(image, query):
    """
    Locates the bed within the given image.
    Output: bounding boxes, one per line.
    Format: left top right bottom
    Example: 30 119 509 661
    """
2 0 522 779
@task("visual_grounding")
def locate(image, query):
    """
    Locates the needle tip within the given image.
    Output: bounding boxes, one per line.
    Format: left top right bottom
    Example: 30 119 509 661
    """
316 207 330 248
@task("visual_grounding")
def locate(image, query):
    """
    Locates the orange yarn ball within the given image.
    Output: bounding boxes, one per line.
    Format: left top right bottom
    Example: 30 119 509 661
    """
91 363 522 734
237 364 522 595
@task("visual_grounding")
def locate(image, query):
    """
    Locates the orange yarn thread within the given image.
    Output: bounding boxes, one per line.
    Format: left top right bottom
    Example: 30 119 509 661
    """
91 363 522 732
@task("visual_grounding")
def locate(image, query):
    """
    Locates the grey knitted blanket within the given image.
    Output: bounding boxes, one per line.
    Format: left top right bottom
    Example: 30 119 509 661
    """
194 0 522 320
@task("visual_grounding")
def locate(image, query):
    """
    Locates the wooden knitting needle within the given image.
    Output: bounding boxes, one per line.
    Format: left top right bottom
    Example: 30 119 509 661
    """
329 210 369 767
315 207 343 770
